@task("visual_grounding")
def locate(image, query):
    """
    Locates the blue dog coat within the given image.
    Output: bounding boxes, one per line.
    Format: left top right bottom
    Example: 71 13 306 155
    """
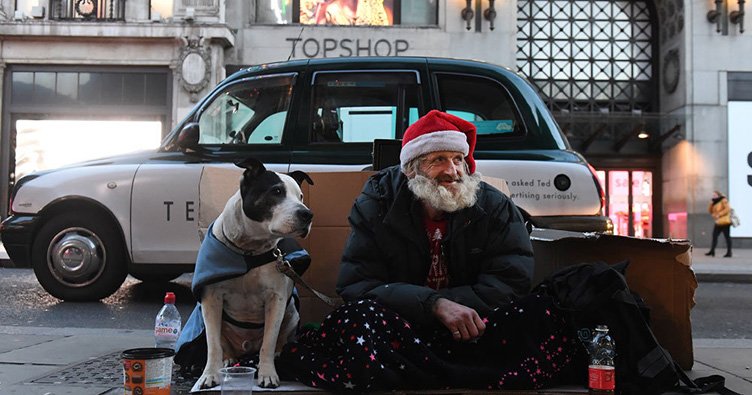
174 222 311 367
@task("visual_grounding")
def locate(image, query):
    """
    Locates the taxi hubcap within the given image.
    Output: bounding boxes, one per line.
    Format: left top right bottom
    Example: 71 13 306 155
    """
48 227 105 287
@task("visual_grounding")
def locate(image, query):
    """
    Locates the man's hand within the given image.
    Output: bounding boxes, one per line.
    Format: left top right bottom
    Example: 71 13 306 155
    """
432 297 486 341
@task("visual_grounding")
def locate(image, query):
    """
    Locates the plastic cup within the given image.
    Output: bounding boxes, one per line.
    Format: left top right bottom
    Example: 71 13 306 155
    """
219 366 256 395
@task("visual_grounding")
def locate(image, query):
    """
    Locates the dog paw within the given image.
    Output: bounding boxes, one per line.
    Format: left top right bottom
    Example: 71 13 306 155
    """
257 366 280 388
197 371 221 390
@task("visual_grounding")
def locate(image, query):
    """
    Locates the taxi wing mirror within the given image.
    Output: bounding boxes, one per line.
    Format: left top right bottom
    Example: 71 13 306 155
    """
177 122 200 151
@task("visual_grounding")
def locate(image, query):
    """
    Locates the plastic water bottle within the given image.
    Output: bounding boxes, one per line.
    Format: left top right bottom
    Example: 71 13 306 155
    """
588 325 616 395
154 292 182 350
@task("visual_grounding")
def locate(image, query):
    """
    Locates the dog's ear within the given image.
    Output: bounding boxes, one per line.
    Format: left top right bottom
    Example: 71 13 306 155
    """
288 171 314 186
235 158 266 178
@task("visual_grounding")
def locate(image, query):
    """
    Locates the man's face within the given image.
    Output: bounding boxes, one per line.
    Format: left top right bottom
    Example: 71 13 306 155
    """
407 151 480 213
417 151 466 193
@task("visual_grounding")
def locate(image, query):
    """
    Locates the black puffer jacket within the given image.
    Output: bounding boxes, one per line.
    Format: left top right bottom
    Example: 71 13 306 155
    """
336 166 534 327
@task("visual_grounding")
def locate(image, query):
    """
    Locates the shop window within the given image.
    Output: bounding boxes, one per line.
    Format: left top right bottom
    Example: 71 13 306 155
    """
300 0 394 25
604 169 653 237
49 0 126 20
257 0 437 25
631 171 653 238
517 0 656 113
5 67 171 203
15 0 37 17
11 72 34 103
10 70 168 107
14 120 162 181
257 0 294 23
398 1 436 26
151 0 174 19
197 74 295 145
608 171 630 236
310 71 421 143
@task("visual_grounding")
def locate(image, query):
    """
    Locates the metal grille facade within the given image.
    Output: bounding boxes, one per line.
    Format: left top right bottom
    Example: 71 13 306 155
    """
517 0 657 113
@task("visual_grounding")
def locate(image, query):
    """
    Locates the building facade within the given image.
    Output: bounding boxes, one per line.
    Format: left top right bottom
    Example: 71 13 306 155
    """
1 0 750 247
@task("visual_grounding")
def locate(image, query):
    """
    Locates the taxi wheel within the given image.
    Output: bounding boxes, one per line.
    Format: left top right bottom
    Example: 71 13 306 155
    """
31 212 128 301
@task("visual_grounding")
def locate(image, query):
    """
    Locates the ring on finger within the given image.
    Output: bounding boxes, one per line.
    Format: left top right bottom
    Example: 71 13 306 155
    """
452 330 461 336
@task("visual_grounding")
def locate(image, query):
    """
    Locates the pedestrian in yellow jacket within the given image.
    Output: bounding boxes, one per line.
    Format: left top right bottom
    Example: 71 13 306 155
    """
706 190 732 257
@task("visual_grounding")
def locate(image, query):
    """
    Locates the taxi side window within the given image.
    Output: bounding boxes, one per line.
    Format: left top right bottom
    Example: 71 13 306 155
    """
310 72 421 143
436 73 524 137
198 74 295 145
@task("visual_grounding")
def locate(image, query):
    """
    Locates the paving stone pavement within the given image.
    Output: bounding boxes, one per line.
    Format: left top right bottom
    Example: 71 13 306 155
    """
1 244 751 393
0 325 750 394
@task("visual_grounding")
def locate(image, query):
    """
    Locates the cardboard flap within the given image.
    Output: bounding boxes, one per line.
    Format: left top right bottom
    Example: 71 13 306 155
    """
198 167 243 237
530 229 697 369
303 172 374 227
481 175 511 196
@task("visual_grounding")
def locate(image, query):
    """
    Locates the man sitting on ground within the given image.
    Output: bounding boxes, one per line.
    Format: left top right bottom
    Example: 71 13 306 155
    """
280 110 577 392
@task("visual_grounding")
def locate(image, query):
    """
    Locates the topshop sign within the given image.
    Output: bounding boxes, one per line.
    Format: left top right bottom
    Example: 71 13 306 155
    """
286 37 409 58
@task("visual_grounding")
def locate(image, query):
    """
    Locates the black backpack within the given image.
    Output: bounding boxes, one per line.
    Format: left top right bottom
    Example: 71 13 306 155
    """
534 261 740 395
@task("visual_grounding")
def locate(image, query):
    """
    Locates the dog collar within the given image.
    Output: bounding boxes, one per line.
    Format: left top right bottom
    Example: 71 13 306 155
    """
241 248 279 270
221 227 279 260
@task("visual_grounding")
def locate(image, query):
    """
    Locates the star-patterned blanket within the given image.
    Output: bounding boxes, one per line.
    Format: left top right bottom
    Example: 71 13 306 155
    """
279 295 580 392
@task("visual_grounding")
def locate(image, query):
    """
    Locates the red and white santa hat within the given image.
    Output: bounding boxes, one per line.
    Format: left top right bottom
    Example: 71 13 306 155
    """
400 110 477 174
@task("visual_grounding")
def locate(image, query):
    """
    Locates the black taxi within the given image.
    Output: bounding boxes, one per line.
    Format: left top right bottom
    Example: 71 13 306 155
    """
1 57 610 301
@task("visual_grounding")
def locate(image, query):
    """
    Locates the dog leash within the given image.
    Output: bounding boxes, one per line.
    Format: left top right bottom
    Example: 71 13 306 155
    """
274 248 344 308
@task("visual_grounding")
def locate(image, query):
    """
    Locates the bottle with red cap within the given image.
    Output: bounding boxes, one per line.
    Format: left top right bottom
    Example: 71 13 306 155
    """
588 325 616 395
154 292 182 350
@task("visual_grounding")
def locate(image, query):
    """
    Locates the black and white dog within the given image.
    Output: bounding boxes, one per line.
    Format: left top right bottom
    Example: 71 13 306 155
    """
196 158 313 389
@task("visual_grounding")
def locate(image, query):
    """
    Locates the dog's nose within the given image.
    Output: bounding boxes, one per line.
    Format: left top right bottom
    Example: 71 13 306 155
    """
297 209 313 223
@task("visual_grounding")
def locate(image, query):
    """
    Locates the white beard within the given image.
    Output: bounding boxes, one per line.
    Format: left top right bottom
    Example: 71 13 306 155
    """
407 171 482 213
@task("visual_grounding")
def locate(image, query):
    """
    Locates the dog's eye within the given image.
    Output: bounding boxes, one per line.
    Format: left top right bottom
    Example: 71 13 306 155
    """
272 187 283 195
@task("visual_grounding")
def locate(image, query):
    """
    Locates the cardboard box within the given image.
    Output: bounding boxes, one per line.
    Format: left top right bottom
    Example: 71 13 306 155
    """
198 167 241 236
530 228 697 370
296 172 373 324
